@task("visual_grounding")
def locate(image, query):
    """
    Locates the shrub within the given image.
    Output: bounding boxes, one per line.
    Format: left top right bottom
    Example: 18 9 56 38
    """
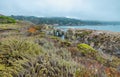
28 27 37 33
0 64 5 71
0 37 42 56
60 41 72 47
96 55 106 64
0 37 43 76
68 47 80 57
0 16 16 24
77 43 97 57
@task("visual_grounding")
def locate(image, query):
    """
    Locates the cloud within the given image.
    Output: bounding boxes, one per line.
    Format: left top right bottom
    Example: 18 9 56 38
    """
0 0 120 21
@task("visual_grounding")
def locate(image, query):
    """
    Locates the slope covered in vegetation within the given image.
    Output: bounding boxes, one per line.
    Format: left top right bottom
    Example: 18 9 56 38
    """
0 15 16 24
0 20 120 77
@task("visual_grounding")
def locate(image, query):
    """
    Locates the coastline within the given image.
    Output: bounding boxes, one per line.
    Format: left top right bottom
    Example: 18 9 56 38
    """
53 27 120 57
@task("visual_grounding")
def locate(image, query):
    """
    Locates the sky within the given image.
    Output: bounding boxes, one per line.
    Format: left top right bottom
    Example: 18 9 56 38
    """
0 0 120 21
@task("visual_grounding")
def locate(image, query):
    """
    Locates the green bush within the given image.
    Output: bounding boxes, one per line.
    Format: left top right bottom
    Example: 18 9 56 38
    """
0 16 16 24
77 43 97 57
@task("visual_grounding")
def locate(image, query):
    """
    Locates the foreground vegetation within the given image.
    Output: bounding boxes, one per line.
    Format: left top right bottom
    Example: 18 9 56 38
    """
0 21 120 77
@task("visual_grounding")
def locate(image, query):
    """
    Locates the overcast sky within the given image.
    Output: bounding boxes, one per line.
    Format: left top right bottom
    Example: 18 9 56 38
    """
0 0 120 21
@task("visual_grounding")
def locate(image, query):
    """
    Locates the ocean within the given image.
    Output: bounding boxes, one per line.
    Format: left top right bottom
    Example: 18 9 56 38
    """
56 25 120 32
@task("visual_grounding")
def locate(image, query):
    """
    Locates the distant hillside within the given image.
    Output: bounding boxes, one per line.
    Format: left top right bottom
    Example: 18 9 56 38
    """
0 14 3 16
11 15 120 26
0 15 16 24
11 16 83 25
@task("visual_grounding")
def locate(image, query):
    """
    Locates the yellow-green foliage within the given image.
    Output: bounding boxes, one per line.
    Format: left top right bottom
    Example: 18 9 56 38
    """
96 55 106 64
77 43 96 56
0 37 43 76
0 64 5 71
0 24 15 29
0 16 16 24
0 38 42 56
0 36 77 77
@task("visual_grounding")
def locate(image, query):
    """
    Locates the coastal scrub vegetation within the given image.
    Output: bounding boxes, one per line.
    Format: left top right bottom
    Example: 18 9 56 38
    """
0 16 16 24
0 18 120 77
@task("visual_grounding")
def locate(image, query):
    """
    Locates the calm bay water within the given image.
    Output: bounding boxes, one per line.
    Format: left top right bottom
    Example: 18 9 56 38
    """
56 25 120 32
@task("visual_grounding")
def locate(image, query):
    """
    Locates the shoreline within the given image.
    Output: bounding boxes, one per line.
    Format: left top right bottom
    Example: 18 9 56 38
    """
55 26 120 37
55 25 120 32
53 27 120 57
